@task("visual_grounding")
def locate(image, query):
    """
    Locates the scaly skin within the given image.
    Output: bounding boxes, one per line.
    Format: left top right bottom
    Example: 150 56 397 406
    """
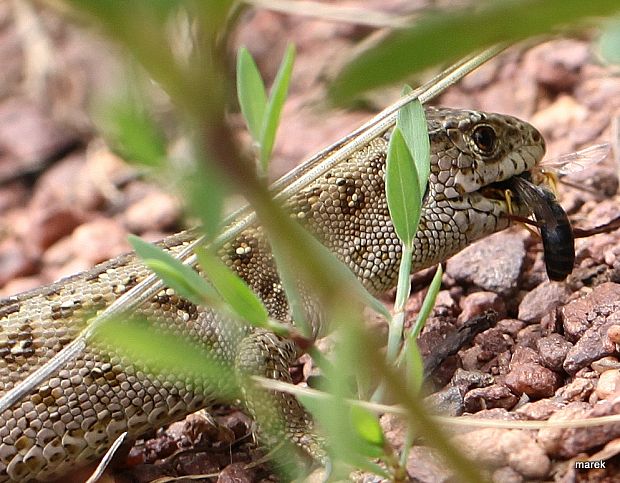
0 107 545 481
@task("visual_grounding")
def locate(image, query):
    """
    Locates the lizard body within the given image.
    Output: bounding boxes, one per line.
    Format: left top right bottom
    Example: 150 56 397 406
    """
0 107 545 481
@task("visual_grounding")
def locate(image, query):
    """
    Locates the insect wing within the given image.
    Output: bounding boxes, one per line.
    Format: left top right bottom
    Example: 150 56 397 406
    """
540 143 611 175
511 177 558 231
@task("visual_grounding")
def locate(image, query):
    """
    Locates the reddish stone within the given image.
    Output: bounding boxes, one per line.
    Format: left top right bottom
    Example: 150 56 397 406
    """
458 291 506 324
518 281 571 324
505 362 562 399
536 334 573 372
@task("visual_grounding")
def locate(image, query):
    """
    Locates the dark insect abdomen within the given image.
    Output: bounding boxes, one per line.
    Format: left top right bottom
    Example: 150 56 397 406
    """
541 202 575 281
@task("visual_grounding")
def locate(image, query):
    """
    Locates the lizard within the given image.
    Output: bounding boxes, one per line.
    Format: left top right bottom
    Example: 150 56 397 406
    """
0 106 546 481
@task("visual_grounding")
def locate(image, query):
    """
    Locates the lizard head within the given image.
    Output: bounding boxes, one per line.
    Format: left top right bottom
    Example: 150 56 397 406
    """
423 107 546 241
398 107 548 272
426 106 546 200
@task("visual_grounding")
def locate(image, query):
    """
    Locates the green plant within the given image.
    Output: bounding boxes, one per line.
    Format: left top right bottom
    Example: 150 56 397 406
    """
237 44 295 175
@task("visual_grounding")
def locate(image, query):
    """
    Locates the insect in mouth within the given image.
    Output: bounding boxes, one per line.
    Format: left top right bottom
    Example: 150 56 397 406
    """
511 176 574 281
510 143 611 281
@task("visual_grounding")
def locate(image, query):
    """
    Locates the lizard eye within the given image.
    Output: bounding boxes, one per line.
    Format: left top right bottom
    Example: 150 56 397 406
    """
472 125 497 153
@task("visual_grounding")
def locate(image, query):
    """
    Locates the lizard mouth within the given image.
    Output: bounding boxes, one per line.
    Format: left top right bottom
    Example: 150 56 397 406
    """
477 170 556 222
479 175 530 213
480 180 515 201
480 170 546 207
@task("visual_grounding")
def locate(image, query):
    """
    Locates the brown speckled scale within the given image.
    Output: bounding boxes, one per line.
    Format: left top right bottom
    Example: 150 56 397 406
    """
0 108 545 481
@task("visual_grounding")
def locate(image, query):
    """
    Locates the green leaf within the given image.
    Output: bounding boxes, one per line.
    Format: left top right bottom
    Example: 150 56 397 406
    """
405 339 424 396
195 248 269 328
385 127 421 247
350 405 385 448
411 264 443 339
184 161 228 241
269 241 313 338
330 0 620 102
296 391 329 416
236 47 268 143
103 99 167 168
396 91 430 196
265 318 293 337
598 17 620 65
91 317 238 400
348 447 390 470
297 392 389 474
259 43 296 171
129 235 219 307
270 224 392 322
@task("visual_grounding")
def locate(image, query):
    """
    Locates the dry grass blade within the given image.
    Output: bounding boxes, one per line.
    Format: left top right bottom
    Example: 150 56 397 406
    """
254 377 620 430
85 432 128 483
245 0 413 28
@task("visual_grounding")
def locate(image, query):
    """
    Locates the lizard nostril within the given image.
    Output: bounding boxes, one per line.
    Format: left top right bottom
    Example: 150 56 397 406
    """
531 130 541 143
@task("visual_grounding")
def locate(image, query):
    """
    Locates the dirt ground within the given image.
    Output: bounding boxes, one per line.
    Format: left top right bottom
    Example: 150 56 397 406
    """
1 1 620 482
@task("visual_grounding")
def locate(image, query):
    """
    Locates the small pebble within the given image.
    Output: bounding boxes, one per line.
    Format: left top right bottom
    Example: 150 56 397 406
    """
595 370 620 400
592 356 620 374
607 325 620 344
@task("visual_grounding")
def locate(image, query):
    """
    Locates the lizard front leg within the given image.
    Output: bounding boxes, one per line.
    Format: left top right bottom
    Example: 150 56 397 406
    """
234 329 326 466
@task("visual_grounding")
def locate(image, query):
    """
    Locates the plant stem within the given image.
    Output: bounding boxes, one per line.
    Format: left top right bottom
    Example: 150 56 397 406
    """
386 243 413 364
